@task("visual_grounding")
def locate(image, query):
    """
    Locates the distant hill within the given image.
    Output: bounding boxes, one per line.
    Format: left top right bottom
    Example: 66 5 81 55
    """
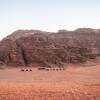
0 28 100 67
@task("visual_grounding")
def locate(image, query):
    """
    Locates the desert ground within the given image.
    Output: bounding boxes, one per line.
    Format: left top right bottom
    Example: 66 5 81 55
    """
0 64 100 100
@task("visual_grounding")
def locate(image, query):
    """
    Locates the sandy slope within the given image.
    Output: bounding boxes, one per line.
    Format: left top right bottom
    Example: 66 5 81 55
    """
0 65 100 100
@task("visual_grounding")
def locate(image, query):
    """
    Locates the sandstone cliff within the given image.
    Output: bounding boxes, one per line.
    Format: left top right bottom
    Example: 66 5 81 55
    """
0 28 100 67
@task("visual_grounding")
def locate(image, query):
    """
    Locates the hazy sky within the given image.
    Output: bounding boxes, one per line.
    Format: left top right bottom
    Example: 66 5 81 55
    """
0 0 100 40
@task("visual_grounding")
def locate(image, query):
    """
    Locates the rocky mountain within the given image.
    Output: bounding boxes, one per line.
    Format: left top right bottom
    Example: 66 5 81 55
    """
0 28 100 67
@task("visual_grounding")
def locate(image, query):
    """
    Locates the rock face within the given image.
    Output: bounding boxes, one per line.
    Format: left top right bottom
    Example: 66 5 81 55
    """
0 28 100 67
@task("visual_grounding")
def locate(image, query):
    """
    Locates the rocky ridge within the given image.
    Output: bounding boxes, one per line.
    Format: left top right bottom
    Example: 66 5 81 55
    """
0 28 100 67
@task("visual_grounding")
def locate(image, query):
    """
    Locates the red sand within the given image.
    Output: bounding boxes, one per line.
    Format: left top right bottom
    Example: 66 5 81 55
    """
0 65 100 100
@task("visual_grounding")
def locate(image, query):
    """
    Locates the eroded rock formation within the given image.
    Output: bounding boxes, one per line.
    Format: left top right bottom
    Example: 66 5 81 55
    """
0 28 100 67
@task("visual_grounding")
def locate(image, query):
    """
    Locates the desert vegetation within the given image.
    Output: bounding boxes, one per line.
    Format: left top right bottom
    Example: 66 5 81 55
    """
38 67 65 71
20 69 32 71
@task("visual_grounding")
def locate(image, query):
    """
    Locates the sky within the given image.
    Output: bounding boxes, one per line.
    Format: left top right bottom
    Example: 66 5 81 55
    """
0 0 100 40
